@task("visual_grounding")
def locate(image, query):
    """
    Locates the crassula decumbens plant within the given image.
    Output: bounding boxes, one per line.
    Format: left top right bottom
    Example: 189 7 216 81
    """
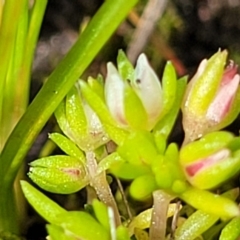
21 50 240 240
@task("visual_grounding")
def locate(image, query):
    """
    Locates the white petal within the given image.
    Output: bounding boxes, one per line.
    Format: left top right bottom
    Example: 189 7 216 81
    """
207 74 240 122
134 54 162 125
105 62 127 126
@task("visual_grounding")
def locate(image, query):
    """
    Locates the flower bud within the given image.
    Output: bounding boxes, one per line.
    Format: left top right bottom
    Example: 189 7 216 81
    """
105 53 163 131
55 82 109 151
182 50 240 142
28 155 89 194
180 131 240 189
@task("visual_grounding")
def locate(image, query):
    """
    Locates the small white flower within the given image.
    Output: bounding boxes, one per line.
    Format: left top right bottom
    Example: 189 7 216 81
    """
105 54 162 130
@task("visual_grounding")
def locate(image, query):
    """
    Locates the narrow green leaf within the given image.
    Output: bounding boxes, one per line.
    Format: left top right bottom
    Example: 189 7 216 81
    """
66 86 88 136
116 225 131 240
175 188 239 240
92 199 110 231
20 181 67 224
154 76 187 138
57 211 110 240
124 84 148 130
180 186 240 218
117 49 135 81
175 210 219 240
160 61 177 118
47 224 75 240
219 217 240 240
49 133 85 160
87 76 105 101
109 162 151 180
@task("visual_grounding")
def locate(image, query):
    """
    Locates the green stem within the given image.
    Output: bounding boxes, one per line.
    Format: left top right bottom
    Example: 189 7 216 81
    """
0 0 139 233
86 151 121 227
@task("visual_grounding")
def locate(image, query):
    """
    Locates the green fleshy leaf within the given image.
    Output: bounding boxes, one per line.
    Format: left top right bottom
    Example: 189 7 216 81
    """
202 221 226 240
152 145 184 190
175 188 239 240
160 61 177 118
152 155 173 189
165 143 185 181
124 84 148 130
165 143 179 163
20 181 67 224
97 152 124 173
117 131 158 165
154 76 187 138
228 136 240 152
186 51 227 117
129 174 158 200
153 132 166 154
49 133 85 160
171 180 188 194
47 224 75 240
66 86 87 135
87 75 105 101
103 123 128 146
117 49 135 82
58 211 110 240
28 155 88 194
175 210 219 240
219 217 240 240
79 80 116 126
92 200 110 231
109 162 151 180
180 131 234 164
55 98 70 135
179 186 240 218
116 225 131 240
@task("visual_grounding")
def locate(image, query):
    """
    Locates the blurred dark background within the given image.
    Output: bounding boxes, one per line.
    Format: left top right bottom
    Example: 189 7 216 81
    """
32 0 240 93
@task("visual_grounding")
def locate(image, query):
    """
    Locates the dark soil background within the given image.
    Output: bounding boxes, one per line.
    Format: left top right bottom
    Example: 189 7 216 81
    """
25 0 240 239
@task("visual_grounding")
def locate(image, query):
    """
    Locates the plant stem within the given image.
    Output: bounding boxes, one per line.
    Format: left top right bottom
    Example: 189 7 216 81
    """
149 190 172 240
86 151 121 227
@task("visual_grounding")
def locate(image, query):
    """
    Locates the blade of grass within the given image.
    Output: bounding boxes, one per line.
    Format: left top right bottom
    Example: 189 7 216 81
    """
1 0 28 146
12 0 48 129
0 0 139 233
0 0 26 151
